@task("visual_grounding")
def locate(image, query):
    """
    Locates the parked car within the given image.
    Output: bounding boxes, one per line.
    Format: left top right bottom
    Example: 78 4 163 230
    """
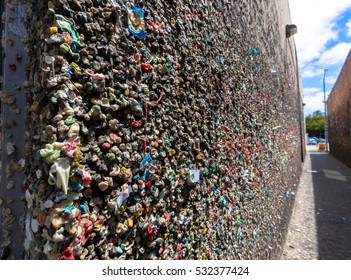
307 138 317 145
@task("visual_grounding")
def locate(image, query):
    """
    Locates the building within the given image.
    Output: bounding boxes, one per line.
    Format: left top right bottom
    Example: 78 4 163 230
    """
328 50 351 167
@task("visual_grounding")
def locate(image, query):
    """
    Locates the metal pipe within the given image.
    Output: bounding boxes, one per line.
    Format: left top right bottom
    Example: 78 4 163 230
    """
323 68 328 152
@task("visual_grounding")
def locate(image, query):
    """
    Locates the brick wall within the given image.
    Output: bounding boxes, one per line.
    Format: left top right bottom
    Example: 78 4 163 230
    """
328 50 351 167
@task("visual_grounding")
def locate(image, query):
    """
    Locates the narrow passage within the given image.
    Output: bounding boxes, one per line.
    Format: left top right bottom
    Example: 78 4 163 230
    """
283 146 351 260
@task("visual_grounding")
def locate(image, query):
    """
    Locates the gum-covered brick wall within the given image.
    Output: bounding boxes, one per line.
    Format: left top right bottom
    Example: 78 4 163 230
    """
21 0 303 260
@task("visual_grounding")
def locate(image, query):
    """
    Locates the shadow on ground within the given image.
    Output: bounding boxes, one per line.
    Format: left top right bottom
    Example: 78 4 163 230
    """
310 149 351 259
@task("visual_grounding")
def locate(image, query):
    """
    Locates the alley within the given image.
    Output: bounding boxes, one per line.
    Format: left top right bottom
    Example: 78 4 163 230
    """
282 145 351 259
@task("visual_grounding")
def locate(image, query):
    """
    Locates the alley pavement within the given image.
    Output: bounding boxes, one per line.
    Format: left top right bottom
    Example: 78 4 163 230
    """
282 145 351 259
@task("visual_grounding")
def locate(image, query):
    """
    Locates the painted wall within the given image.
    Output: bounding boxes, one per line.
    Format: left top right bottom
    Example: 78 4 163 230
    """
1 0 303 260
328 50 351 167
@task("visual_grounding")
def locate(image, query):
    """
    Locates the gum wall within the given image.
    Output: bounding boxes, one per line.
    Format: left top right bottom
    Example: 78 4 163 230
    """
0 0 304 260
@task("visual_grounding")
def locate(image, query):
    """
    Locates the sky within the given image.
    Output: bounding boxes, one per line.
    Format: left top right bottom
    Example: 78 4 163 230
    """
288 0 351 116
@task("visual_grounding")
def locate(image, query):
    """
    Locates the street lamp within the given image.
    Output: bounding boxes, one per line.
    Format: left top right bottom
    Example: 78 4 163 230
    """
323 68 328 152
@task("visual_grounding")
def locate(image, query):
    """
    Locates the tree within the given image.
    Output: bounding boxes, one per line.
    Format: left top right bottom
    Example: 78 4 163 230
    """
305 110 325 136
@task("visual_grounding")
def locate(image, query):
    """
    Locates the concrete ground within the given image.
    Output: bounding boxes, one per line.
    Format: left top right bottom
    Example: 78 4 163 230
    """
282 145 351 259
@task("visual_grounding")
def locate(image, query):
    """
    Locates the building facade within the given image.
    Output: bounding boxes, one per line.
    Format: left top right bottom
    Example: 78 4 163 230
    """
328 50 351 167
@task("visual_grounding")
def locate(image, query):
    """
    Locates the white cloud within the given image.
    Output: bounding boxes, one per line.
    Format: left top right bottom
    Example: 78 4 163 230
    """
303 89 331 116
303 87 320 95
302 87 334 115
300 65 339 85
325 75 337 85
301 66 325 79
347 20 351 36
289 0 351 67
318 42 351 66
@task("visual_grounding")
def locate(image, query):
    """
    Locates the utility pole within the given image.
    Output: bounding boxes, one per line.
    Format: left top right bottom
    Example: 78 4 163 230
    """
323 68 328 152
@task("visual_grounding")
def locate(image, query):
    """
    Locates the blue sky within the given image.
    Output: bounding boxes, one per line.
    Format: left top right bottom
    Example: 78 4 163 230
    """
289 0 351 116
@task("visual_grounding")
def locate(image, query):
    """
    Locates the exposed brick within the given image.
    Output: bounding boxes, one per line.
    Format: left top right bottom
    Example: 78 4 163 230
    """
328 50 351 167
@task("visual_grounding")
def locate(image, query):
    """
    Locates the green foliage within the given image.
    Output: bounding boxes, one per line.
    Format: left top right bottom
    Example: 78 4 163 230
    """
305 111 325 133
